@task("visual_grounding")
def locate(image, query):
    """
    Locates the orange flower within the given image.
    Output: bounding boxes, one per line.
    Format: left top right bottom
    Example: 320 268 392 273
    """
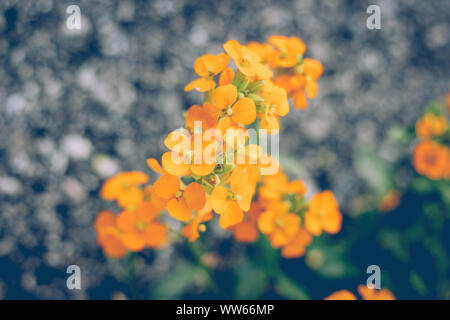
280 58 323 110
304 191 342 235
219 67 235 86
325 285 395 300
100 171 149 209
274 74 309 110
182 199 213 242
184 53 230 92
268 35 306 68
292 89 308 109
94 210 127 259
413 140 450 180
232 202 263 243
146 158 165 175
324 290 357 300
415 113 448 139
210 168 254 228
378 190 401 213
233 158 261 187
258 202 300 248
247 41 278 68
162 131 218 177
212 84 257 126
302 58 323 99
117 201 167 251
259 169 306 204
186 102 219 131
152 174 206 222
274 74 301 94
224 40 272 79
281 227 312 258
357 285 395 300
259 82 289 133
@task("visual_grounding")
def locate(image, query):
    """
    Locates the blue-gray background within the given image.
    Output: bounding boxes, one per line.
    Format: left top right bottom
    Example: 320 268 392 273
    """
0 0 449 299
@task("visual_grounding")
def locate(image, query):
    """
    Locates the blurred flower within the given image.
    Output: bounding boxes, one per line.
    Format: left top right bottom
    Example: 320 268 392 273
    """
325 285 396 300
357 285 396 300
281 227 312 258
100 171 149 209
415 113 447 139
94 210 127 259
378 190 401 213
232 202 263 243
268 35 306 68
304 191 342 235
117 201 167 251
258 202 300 248
324 290 357 300
413 140 450 180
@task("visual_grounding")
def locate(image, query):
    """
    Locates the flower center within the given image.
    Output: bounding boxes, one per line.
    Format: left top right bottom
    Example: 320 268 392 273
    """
295 64 304 74
424 154 437 166
275 218 285 227
136 221 147 232
241 58 250 67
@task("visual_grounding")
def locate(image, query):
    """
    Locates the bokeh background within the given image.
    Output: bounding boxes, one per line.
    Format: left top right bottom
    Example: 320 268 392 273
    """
0 0 449 299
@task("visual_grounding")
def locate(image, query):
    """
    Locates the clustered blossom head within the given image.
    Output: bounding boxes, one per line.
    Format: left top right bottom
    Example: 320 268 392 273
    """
95 36 340 260
413 102 450 180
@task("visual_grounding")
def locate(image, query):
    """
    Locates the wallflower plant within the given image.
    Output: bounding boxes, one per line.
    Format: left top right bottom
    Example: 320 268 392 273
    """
95 36 345 298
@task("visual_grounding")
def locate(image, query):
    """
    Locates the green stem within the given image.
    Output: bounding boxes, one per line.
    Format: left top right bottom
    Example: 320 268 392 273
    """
125 253 140 299
185 240 226 296
168 227 225 297
256 237 308 299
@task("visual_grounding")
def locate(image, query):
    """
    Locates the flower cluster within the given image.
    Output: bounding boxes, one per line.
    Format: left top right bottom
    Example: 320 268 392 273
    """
95 36 340 260
413 100 450 180
325 285 395 300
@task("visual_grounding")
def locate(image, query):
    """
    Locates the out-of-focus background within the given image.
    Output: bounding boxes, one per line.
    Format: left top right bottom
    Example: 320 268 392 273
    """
0 0 449 299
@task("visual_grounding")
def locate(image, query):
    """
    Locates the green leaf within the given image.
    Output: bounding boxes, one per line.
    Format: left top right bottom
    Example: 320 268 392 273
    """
279 155 306 177
275 275 309 300
409 271 428 296
425 100 444 115
412 176 434 194
234 260 268 299
355 149 395 199
306 238 357 279
378 230 410 263
387 126 414 144
151 263 205 299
